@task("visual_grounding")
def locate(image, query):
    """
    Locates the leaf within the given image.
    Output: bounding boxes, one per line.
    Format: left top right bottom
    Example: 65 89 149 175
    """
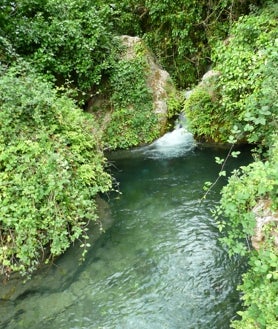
231 151 241 158
215 157 224 165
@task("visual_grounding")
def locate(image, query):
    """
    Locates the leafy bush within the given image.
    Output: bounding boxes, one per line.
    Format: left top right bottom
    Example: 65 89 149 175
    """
232 248 278 329
0 63 112 277
102 54 159 150
212 3 278 144
208 8 278 320
215 139 278 255
184 3 278 144
109 0 261 87
214 138 278 328
183 78 232 142
1 0 118 101
242 40 278 147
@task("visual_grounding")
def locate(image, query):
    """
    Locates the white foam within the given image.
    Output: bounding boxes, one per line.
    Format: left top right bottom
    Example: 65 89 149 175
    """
139 126 195 159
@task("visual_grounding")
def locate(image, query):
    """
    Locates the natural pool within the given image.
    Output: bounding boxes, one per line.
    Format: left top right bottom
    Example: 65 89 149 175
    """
0 128 251 329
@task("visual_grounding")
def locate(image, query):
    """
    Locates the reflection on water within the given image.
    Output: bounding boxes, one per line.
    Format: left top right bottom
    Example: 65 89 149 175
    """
0 127 251 329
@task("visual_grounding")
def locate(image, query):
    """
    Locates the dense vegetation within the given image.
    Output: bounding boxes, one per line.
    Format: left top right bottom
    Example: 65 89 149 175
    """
183 3 278 328
0 0 277 327
102 54 159 149
217 140 278 329
110 0 263 87
0 0 118 99
0 0 161 277
184 3 277 145
0 63 112 276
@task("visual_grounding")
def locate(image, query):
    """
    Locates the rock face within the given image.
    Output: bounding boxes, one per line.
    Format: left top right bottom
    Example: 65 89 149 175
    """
251 199 278 250
88 35 178 146
120 35 175 132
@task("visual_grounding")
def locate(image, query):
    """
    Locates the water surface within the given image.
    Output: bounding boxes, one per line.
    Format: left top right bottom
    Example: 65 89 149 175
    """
0 130 251 329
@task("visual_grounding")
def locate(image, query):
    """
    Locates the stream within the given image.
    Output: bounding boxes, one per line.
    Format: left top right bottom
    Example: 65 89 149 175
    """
0 127 252 329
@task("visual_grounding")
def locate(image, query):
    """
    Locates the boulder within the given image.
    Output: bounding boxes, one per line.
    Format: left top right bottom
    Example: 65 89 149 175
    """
120 35 174 132
88 35 178 144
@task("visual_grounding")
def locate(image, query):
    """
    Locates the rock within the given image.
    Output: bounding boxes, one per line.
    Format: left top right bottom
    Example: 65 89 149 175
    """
200 70 221 85
88 35 178 140
119 35 177 134
251 199 278 250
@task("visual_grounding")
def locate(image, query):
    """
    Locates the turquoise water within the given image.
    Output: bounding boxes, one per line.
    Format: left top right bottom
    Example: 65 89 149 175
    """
0 130 251 329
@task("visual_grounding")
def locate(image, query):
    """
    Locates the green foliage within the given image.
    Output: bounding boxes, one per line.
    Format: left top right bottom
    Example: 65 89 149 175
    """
1 0 118 101
231 248 278 329
166 89 184 120
212 3 278 144
109 0 261 88
0 63 112 277
103 55 159 150
242 40 278 147
213 138 278 328
183 82 231 142
184 2 278 145
142 0 207 87
215 140 278 255
209 48 278 324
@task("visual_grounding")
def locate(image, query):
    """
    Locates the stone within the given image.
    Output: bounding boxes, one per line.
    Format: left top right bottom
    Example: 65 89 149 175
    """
251 199 278 250
120 35 176 134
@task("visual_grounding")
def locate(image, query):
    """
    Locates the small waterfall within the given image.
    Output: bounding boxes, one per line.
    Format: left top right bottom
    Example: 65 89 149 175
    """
140 114 195 159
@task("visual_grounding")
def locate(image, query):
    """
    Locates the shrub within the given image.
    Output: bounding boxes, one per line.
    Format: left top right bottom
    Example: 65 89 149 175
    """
109 0 261 88
184 3 278 144
102 52 159 150
0 63 112 277
1 0 118 101
212 3 278 145
214 138 278 328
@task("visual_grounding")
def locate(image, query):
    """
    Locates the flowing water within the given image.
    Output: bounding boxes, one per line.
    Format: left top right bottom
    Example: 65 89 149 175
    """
0 127 252 329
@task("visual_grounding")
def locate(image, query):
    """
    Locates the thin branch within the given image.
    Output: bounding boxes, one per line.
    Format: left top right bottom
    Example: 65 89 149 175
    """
201 143 235 201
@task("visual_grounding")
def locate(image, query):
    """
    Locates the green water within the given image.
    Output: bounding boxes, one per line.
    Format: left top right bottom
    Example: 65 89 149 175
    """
0 132 251 329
